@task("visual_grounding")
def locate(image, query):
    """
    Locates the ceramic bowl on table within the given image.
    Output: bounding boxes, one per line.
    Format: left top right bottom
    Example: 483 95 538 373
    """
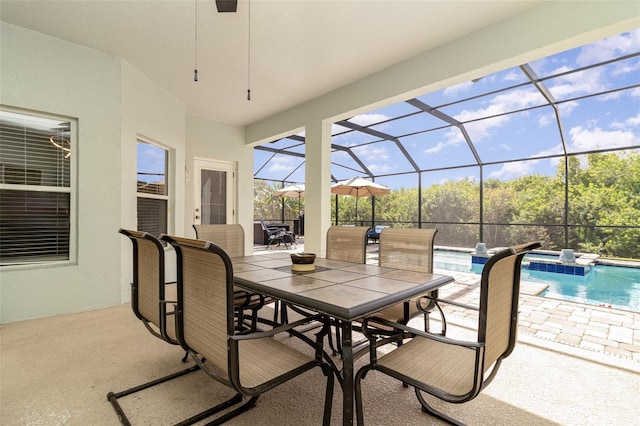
290 253 316 271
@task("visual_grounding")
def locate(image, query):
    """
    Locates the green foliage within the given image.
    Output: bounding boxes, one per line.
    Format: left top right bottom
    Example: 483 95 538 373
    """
254 180 304 222
254 152 640 260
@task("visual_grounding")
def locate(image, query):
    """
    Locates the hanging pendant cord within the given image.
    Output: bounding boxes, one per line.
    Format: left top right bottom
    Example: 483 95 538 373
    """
194 0 198 81
247 0 251 100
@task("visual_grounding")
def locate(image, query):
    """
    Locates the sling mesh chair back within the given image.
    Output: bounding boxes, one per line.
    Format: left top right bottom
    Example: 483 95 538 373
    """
192 223 272 330
323 225 370 354
355 241 541 425
109 229 201 425
375 228 444 332
326 225 369 264
118 228 178 344
193 223 245 257
162 235 335 425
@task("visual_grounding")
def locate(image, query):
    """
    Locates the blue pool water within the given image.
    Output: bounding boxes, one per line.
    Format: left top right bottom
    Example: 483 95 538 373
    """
434 250 640 312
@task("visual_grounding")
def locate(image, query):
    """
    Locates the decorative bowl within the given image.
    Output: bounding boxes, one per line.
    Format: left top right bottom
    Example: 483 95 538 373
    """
290 253 316 271
290 253 316 264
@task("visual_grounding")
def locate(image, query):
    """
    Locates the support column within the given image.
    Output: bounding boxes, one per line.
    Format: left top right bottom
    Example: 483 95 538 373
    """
304 120 332 257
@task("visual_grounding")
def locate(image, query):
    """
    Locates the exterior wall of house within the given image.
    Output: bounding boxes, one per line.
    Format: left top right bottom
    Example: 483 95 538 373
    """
119 62 187 303
0 23 197 323
1 22 123 322
185 116 254 255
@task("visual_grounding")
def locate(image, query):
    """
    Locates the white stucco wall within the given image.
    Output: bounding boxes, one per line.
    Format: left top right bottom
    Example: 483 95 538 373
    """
1 23 122 322
185 115 252 254
119 62 187 303
0 23 190 322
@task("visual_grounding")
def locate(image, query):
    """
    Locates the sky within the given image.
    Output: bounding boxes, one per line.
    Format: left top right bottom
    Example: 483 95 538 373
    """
254 29 640 190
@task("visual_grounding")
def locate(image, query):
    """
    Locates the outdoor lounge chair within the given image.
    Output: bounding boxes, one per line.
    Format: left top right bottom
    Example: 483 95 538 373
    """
108 229 201 424
193 223 269 329
366 225 388 243
161 234 335 425
373 228 445 333
355 241 541 425
258 218 296 249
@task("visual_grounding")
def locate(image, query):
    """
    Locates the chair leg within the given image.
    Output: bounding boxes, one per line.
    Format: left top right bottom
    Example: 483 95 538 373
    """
107 364 200 425
320 363 335 426
414 388 463 426
199 396 259 426
354 365 373 426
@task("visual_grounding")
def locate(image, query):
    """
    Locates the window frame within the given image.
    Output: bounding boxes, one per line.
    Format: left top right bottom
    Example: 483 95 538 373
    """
0 106 78 268
136 138 170 237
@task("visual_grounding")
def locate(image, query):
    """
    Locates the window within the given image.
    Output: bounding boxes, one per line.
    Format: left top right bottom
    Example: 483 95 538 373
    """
137 140 168 237
0 108 75 266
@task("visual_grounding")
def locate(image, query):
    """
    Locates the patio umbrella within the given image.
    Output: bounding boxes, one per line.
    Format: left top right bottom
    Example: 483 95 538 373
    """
272 184 305 217
331 177 390 222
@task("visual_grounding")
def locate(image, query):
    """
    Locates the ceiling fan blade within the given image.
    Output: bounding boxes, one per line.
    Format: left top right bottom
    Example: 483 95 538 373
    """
216 0 238 13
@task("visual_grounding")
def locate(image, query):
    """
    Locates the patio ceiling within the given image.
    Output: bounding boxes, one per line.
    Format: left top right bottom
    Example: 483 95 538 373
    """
0 0 541 127
254 30 640 186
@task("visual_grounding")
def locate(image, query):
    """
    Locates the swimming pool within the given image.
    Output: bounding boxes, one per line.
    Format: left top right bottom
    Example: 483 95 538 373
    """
434 250 640 312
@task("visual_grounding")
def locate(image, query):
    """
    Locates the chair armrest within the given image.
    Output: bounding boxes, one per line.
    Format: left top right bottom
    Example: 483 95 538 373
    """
361 316 483 349
417 294 479 312
230 314 329 341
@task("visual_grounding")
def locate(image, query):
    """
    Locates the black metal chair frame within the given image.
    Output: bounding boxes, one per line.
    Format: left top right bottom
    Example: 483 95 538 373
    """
109 229 205 426
354 241 541 425
162 234 335 425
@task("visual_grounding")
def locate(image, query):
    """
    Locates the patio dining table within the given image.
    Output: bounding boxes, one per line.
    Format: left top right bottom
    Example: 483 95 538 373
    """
231 252 454 425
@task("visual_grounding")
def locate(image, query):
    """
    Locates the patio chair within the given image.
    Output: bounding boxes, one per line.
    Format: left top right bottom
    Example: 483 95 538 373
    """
108 229 200 424
258 218 296 249
161 234 335 425
324 225 370 353
326 225 370 264
193 224 269 329
354 241 541 425
193 223 245 257
374 228 446 333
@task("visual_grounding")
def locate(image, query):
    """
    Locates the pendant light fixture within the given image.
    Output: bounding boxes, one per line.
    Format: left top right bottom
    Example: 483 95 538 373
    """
247 0 252 100
194 0 198 82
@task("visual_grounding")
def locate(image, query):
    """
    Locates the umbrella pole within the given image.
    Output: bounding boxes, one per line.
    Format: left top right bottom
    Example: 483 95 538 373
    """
355 187 359 225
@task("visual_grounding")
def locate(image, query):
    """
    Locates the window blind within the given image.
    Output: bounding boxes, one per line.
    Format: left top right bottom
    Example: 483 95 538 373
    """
0 110 72 265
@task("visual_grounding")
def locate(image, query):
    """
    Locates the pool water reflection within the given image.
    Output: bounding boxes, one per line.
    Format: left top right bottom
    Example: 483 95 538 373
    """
434 250 640 312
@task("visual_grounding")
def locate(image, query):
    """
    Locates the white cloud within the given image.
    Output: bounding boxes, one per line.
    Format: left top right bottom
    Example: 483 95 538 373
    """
488 161 535 180
423 128 465 154
350 113 390 127
538 111 555 128
443 81 473 97
558 100 579 116
577 29 640 65
626 114 640 127
503 71 521 82
267 156 297 173
547 68 608 99
424 141 450 155
568 125 640 151
449 88 546 143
